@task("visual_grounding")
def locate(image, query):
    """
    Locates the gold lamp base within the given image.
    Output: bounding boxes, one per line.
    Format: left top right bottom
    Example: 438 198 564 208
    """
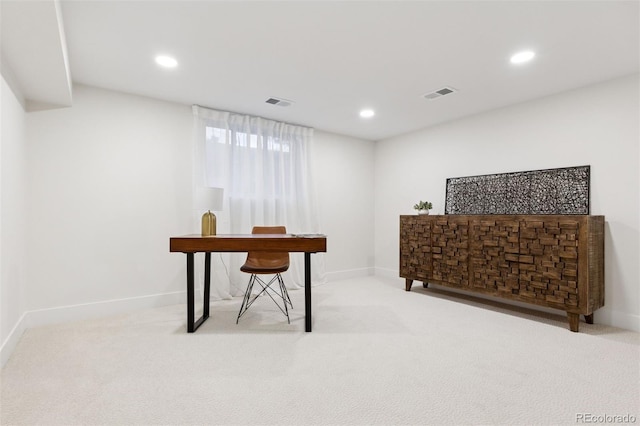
201 210 217 236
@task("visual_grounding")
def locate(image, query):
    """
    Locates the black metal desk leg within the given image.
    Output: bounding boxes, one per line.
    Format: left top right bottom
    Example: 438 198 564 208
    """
203 252 211 318
305 252 312 332
186 252 211 333
187 253 195 332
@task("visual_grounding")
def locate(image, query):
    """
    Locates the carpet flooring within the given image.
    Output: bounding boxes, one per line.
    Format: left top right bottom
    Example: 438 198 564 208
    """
1 276 638 425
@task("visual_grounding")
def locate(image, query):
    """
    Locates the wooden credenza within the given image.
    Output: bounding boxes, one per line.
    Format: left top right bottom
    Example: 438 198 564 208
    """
400 215 604 332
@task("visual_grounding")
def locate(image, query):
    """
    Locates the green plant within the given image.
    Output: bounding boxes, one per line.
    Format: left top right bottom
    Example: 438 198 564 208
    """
413 200 433 211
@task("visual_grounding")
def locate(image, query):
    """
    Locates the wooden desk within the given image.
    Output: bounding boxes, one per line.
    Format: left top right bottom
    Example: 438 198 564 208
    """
170 234 327 332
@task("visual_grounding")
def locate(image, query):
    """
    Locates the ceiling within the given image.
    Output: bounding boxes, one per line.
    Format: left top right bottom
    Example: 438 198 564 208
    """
1 0 72 108
3 1 639 141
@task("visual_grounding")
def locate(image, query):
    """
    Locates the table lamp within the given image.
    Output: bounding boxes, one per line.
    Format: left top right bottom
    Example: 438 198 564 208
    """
196 187 224 236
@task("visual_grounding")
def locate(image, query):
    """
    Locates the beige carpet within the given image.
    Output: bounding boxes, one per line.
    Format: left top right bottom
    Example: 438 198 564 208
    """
1 276 639 425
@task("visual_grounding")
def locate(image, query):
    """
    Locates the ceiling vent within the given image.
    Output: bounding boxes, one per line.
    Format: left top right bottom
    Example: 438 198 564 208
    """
423 86 458 100
265 97 293 107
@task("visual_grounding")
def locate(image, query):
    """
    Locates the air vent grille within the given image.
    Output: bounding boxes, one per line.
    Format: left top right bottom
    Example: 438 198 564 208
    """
265 97 293 107
423 86 458 100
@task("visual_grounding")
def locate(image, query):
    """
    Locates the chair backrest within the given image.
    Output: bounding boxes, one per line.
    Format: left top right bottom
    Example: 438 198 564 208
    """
252 226 286 235
243 226 289 271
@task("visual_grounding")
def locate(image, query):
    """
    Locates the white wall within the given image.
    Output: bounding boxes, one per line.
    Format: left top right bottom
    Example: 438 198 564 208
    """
374 73 640 331
15 85 374 330
25 85 193 318
1 74 28 364
313 131 375 280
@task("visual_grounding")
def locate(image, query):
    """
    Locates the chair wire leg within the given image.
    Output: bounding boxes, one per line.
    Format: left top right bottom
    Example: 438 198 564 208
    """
279 274 293 308
278 274 290 324
236 274 256 323
236 273 292 324
257 276 289 318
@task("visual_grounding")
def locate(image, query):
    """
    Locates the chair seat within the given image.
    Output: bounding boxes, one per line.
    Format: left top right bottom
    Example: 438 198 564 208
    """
240 256 289 274
240 264 289 274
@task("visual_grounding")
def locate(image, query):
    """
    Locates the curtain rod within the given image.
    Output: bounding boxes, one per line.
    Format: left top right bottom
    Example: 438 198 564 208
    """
192 104 314 131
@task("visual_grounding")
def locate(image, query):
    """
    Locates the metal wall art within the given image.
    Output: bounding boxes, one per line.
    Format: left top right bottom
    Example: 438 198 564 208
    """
445 166 590 215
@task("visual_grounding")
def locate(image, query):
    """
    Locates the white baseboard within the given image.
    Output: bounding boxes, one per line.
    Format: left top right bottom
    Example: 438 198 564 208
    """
1 291 185 368
594 308 640 333
26 291 186 328
325 267 374 282
1 312 28 368
374 267 400 280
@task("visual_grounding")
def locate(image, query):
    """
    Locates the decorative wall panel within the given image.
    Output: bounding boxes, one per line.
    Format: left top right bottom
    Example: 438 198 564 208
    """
445 166 590 215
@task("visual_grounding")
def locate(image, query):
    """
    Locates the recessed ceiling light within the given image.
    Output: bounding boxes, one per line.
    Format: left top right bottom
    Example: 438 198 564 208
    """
155 55 178 68
359 109 375 118
510 50 535 64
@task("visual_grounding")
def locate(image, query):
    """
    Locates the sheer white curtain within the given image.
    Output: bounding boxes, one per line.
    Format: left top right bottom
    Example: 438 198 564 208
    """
193 106 326 299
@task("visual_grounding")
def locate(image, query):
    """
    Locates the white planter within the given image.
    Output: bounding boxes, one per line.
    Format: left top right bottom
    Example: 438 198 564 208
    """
417 210 430 215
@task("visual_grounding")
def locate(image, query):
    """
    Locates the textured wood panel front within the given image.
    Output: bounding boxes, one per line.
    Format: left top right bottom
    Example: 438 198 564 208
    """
399 215 604 332
469 218 520 294
518 219 580 308
399 215 431 282
431 217 469 287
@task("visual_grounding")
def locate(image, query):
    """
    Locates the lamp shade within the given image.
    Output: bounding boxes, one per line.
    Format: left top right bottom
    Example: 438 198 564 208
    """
195 187 224 212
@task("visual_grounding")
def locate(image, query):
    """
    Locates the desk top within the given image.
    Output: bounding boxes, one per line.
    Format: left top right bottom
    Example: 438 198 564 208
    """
170 234 327 253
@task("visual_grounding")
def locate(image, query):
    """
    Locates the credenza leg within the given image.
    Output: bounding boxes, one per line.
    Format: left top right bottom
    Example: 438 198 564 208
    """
567 312 579 332
584 313 594 324
422 282 429 288
405 279 413 291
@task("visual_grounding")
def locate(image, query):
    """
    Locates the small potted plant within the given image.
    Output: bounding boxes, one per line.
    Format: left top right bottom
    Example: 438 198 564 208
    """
414 200 433 215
